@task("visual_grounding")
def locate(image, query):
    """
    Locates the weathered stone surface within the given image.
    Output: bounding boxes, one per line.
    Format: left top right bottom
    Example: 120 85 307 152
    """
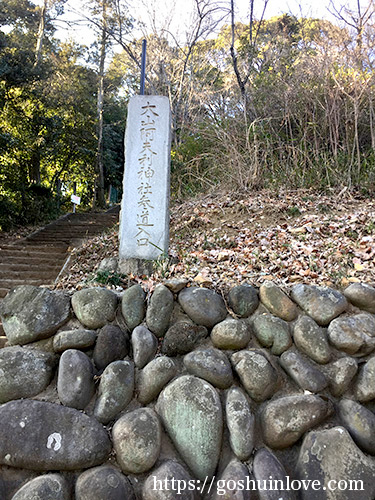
291 284 347 326
183 347 233 389
212 458 251 500
259 281 298 321
0 285 70 345
98 256 118 272
94 360 134 424
328 357 358 397
252 314 292 355
156 375 223 480
71 288 117 329
0 346 55 404
75 465 135 500
0 400 111 470
279 350 327 393
57 349 95 410
178 287 227 328
119 95 171 261
293 316 331 364
143 461 195 500
226 387 254 460
137 356 177 404
253 448 296 500
327 314 375 356
338 399 375 455
131 325 158 368
231 349 278 402
161 322 207 356
0 477 5 499
354 356 375 402
211 318 251 350
296 427 375 499
112 408 161 474
11 474 70 500
93 325 129 371
261 395 333 449
146 284 174 337
344 283 375 314
53 329 97 353
164 279 189 293
121 284 145 331
228 284 259 318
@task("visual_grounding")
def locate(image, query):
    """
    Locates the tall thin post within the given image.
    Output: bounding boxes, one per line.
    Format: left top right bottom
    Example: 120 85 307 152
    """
140 39 147 95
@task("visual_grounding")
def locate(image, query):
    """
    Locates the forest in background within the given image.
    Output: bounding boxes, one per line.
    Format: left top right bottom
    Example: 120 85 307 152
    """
1 0 375 231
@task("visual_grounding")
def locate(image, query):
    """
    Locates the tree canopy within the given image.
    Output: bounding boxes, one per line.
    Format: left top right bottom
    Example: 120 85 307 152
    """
1 0 375 229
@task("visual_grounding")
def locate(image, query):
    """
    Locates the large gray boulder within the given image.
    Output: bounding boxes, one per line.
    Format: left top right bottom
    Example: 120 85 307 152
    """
252 313 292 355
279 350 328 393
328 357 358 397
354 356 375 402
143 461 196 500
228 284 259 318
162 322 208 356
211 318 251 350
146 284 174 337
261 395 333 449
296 427 375 499
327 314 375 356
137 356 177 404
226 387 254 460
0 286 70 345
53 329 97 353
183 347 233 389
178 287 227 328
338 399 375 455
112 408 161 474
57 349 95 410
94 360 134 424
231 349 278 402
121 284 146 331
131 325 158 368
293 316 331 364
71 288 117 329
11 474 70 500
0 346 55 403
75 465 135 500
253 448 296 500
259 281 298 321
0 400 111 470
344 283 375 313
212 458 251 500
291 284 347 326
156 375 223 480
93 325 129 371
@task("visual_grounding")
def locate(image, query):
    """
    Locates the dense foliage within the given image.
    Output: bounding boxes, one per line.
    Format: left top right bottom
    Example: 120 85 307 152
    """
1 0 375 230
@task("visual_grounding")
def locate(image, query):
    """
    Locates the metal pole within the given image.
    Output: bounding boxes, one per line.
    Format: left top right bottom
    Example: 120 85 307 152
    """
140 39 147 95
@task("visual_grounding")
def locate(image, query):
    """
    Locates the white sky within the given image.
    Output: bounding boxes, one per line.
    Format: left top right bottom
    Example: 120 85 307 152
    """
34 0 362 46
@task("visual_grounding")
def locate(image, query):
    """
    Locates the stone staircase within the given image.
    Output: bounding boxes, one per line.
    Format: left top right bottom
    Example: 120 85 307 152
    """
0 207 120 338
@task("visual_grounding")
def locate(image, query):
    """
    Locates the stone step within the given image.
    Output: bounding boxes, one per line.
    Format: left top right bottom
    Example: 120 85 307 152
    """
0 279 54 289
41 224 112 231
0 263 62 273
0 268 60 279
0 244 68 253
0 255 67 266
0 249 68 260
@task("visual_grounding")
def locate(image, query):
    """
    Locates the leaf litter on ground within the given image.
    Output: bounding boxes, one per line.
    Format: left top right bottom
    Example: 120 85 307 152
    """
53 188 375 295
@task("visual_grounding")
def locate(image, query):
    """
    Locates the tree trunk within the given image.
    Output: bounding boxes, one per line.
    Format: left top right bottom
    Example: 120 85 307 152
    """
34 0 47 67
95 1 107 209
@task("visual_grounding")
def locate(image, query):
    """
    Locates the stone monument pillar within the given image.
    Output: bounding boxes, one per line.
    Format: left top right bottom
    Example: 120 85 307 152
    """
119 95 171 275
